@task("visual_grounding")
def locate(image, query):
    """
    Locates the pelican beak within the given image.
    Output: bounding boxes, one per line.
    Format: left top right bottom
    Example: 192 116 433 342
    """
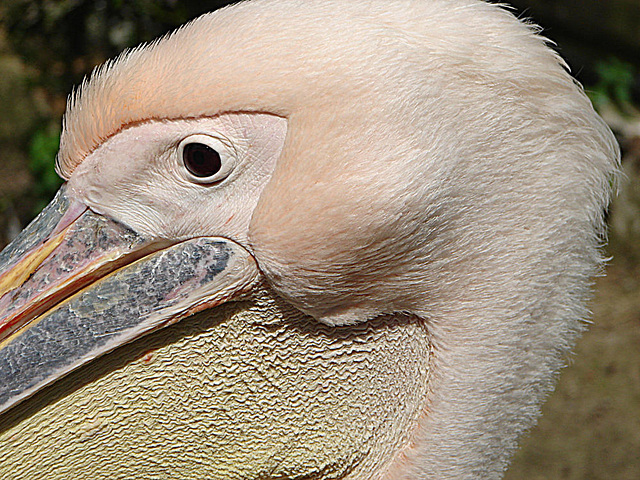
0 185 259 414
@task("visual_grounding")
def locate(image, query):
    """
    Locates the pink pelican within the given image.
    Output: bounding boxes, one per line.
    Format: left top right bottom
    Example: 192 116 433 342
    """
0 0 619 478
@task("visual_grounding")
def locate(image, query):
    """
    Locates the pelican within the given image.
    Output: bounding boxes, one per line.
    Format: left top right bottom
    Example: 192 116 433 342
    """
0 0 619 478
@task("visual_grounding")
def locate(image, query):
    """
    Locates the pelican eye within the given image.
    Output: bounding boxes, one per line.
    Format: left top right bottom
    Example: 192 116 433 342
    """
183 143 221 178
178 134 237 184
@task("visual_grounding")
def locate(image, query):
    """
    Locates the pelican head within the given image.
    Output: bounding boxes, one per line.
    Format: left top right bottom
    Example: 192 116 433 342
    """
0 0 619 478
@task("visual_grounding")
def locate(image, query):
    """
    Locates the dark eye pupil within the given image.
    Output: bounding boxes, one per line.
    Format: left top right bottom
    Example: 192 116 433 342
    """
183 143 222 178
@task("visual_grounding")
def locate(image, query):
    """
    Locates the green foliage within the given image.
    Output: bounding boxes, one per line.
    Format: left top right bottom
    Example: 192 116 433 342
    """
28 126 62 213
0 1 236 219
589 57 636 111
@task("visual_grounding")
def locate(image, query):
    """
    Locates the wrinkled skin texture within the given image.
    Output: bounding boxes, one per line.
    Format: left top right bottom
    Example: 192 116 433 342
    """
0 287 431 480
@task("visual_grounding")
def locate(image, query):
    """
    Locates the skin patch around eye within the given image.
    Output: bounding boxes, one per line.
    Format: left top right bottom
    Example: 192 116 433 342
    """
65 113 287 246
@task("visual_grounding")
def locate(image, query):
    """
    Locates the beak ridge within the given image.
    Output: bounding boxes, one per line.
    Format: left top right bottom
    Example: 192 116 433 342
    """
0 187 260 414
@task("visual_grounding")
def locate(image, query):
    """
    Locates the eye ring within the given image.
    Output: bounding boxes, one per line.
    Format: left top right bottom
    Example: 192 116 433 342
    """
178 134 237 184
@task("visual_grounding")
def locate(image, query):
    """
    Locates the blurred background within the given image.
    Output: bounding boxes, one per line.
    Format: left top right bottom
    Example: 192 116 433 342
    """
0 1 638 478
